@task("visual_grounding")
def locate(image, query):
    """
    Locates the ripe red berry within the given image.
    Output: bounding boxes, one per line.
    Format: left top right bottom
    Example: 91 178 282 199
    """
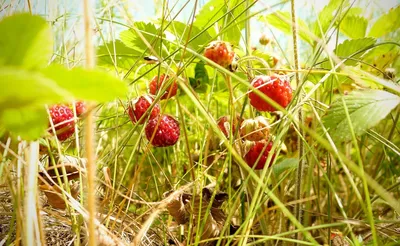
248 75 293 112
149 74 178 100
244 140 275 170
127 95 160 124
74 101 86 116
48 104 75 141
204 41 235 69
217 115 242 138
145 114 180 147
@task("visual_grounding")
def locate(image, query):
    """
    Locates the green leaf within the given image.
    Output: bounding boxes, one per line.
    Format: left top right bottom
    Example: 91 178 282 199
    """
168 21 212 49
40 65 128 102
361 44 399 75
194 0 252 44
322 90 400 142
312 0 349 37
97 40 140 70
273 158 298 177
340 15 368 39
120 22 166 56
262 11 313 45
0 106 48 140
0 13 53 69
369 6 400 38
334 38 376 65
0 67 72 111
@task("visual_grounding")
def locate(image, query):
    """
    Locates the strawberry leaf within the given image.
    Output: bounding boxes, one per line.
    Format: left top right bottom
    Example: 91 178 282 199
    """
168 21 212 49
40 65 128 102
0 67 72 110
0 13 53 69
334 38 376 65
261 11 313 45
369 5 400 38
322 90 400 142
0 106 48 140
97 40 140 71
340 15 368 39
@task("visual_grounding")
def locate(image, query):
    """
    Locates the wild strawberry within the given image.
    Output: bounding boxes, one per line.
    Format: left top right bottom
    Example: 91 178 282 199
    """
259 34 270 46
145 114 180 147
149 74 178 100
248 75 292 112
204 41 235 69
217 115 242 138
240 116 270 141
244 140 275 170
127 95 160 124
74 101 86 117
48 105 75 141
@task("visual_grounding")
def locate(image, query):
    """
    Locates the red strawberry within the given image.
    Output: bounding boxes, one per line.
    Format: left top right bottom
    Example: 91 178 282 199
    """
145 114 180 147
149 74 178 100
204 41 235 69
127 95 160 124
217 115 242 138
248 75 292 112
244 140 275 170
240 116 270 141
74 101 86 116
48 105 75 141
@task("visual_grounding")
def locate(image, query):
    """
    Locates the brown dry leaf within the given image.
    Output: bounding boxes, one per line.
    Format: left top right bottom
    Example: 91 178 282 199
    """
185 188 228 245
39 182 79 209
38 156 85 185
165 191 191 225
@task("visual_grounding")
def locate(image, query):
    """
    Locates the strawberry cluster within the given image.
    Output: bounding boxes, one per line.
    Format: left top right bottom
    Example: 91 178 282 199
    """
48 101 87 141
126 74 180 147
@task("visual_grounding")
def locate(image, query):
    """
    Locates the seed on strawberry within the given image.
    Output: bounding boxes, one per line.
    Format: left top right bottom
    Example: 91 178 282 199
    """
74 101 86 117
248 75 293 112
149 74 178 100
259 34 270 46
145 114 180 147
244 140 275 170
217 115 242 138
127 95 160 124
240 116 270 141
204 41 235 69
48 104 75 141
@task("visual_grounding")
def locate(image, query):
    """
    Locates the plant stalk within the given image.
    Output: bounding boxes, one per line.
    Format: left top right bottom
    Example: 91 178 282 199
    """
291 0 305 242
83 0 97 245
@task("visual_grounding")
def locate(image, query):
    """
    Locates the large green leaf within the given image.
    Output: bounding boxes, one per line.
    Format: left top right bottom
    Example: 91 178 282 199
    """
41 66 128 102
369 5 400 38
312 0 349 37
334 38 376 65
262 11 313 45
361 44 399 75
120 22 166 56
322 90 400 142
0 67 72 110
340 15 368 39
194 0 252 44
0 13 53 69
97 40 140 70
168 21 212 49
0 106 48 140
